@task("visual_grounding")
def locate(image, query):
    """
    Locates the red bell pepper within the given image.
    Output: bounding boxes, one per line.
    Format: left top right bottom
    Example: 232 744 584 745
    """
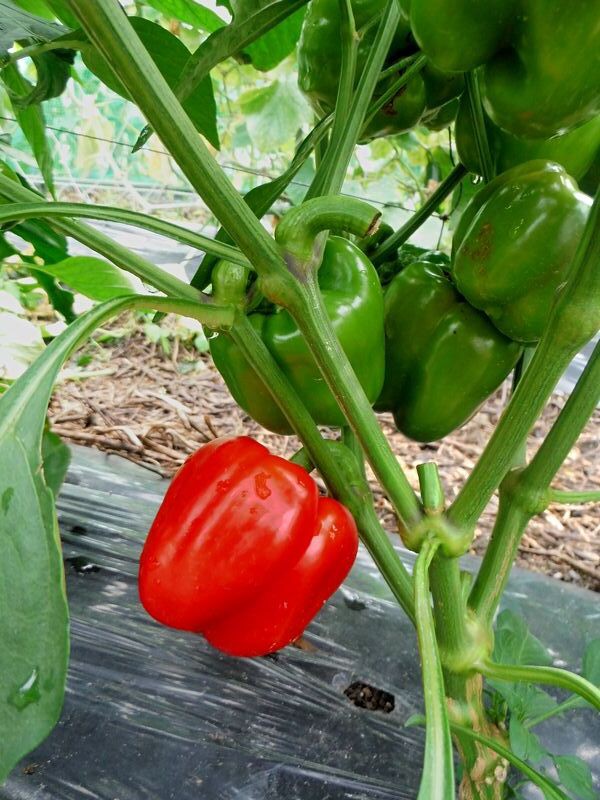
138 437 358 656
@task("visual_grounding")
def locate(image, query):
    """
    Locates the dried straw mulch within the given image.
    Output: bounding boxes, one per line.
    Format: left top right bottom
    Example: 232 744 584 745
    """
48 318 600 592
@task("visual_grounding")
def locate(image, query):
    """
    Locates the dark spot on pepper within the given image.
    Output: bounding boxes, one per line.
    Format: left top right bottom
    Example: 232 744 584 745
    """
464 222 494 262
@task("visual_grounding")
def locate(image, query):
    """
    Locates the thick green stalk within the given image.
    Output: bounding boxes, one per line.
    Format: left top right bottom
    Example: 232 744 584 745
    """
469 495 529 626
66 0 291 288
0 175 202 302
430 557 474 670
0 202 249 267
470 340 600 624
414 538 456 800
450 188 600 533
307 0 401 199
275 197 421 528
464 71 494 182
372 164 467 264
478 659 600 712
231 314 416 622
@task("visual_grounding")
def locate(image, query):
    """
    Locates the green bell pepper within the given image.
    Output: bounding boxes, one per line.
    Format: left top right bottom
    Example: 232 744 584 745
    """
409 0 600 138
297 0 462 139
455 96 600 181
210 237 385 434
376 259 522 442
452 161 592 343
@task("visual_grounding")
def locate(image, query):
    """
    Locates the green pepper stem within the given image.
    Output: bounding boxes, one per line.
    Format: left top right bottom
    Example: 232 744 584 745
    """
372 164 467 264
0 202 250 267
464 71 494 182
293 276 422 528
477 659 600 712
324 0 358 171
413 538 456 800
231 314 416 622
275 195 381 271
417 462 444 515
307 0 402 199
548 489 600 504
470 339 600 625
0 176 203 303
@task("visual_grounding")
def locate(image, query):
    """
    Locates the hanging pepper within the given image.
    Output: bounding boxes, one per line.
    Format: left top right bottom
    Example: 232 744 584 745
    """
452 161 592 343
408 0 600 138
210 237 385 434
139 437 359 657
455 96 600 181
376 259 522 442
297 0 463 139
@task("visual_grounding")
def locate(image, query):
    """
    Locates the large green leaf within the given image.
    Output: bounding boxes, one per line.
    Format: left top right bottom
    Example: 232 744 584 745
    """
41 427 70 499
33 255 135 301
239 76 311 151
82 17 219 149
134 0 307 151
1 64 54 193
141 0 224 32
244 5 305 71
0 0 66 54
0 295 135 782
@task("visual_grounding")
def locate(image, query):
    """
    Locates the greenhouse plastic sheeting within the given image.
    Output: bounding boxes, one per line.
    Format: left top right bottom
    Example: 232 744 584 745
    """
2 445 599 800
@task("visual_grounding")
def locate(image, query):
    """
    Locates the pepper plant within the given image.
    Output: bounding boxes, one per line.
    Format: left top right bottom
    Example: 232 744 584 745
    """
0 1 599 798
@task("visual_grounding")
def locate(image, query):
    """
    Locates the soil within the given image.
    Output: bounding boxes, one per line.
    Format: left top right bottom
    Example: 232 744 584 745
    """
49 317 600 592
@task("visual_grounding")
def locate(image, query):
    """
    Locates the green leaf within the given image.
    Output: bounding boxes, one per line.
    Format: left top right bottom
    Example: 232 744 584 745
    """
509 717 547 765
141 0 225 31
41 427 70 498
82 17 219 149
239 76 311 151
10 0 55 20
488 681 557 725
243 5 305 71
493 610 553 668
553 755 596 800
33 256 135 301
6 217 69 263
568 639 600 710
28 269 75 322
0 0 66 54
0 295 135 781
10 50 75 107
1 64 54 193
582 639 600 686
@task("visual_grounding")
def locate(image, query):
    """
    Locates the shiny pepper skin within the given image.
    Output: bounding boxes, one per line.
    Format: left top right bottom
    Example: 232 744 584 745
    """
408 0 600 138
452 161 592 343
376 259 522 442
210 237 385 434
139 437 358 657
297 0 462 139
455 96 600 182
